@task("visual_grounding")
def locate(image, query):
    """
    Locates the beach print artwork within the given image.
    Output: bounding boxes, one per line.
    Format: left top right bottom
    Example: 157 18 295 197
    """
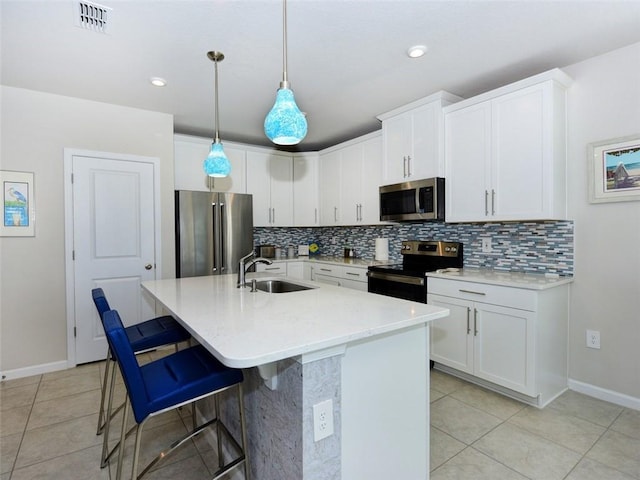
4 181 29 227
604 144 640 192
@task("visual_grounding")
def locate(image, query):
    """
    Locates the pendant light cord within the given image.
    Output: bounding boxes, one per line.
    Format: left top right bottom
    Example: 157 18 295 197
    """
214 58 221 143
281 0 289 88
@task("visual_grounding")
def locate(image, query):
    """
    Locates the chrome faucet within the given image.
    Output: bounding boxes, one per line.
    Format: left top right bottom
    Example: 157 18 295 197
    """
237 250 273 287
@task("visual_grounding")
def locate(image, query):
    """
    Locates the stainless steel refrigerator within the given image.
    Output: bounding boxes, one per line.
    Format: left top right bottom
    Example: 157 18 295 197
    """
175 190 253 278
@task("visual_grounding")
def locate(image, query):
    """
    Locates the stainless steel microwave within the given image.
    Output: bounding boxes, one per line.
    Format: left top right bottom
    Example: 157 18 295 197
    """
379 177 445 222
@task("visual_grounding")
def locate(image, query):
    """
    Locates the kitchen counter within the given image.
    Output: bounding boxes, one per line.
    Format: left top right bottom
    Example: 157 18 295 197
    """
426 267 573 290
141 273 447 368
141 273 447 479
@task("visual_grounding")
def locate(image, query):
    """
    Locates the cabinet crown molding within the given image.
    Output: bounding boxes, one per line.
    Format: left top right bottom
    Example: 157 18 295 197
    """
376 90 463 121
443 68 573 113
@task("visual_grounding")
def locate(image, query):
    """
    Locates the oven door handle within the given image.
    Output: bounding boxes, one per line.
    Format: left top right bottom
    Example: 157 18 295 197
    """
367 271 425 286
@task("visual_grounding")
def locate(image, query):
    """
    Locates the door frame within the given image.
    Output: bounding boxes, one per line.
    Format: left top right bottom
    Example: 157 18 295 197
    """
63 148 162 367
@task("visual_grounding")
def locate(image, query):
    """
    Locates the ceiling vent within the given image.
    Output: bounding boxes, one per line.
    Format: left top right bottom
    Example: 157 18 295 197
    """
75 1 111 33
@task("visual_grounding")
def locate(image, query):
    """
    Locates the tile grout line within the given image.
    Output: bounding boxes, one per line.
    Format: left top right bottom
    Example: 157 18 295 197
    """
560 407 639 480
8 374 42 478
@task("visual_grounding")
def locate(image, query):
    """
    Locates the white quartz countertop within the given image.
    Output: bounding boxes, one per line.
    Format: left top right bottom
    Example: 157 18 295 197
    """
426 268 574 290
141 274 449 368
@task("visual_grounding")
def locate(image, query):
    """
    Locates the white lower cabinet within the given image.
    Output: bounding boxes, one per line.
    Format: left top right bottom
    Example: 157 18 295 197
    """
310 263 368 291
428 277 568 406
255 262 287 276
286 261 305 280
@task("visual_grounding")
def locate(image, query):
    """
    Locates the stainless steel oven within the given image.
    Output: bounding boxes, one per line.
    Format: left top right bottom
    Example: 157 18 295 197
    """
367 240 463 303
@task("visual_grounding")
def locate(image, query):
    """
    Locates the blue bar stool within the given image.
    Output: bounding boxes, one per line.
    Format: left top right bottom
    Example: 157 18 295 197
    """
102 309 249 480
91 288 191 467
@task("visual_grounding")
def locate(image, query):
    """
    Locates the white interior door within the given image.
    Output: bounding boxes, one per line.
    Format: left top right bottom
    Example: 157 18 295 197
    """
67 151 158 364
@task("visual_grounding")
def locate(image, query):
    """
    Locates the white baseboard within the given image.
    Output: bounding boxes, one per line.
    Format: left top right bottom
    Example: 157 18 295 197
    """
568 378 640 410
0 360 71 381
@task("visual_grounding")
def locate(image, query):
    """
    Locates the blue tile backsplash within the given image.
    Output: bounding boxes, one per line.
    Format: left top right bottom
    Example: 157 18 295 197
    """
255 220 574 276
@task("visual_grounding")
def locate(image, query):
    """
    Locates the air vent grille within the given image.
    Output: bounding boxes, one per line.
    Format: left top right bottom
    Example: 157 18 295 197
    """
75 1 111 33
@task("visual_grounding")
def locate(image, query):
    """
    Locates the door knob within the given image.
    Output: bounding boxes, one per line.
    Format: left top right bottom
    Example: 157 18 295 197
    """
145 264 153 270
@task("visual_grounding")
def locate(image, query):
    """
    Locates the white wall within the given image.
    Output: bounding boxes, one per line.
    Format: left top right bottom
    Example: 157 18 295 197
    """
564 42 640 401
0 86 175 373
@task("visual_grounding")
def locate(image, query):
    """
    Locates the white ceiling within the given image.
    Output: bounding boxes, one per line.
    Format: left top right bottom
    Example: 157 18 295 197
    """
2 0 640 150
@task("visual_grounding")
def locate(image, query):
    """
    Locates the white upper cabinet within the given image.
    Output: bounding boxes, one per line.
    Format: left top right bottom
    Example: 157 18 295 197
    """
319 149 341 225
378 91 462 184
293 152 320 226
444 69 572 223
246 150 293 226
174 134 246 193
319 132 383 226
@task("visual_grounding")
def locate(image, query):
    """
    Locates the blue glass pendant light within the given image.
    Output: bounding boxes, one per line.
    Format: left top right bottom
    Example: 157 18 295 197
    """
203 51 231 177
264 0 307 145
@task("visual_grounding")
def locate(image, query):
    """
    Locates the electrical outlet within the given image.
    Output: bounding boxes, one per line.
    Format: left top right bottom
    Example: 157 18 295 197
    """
313 399 334 441
586 330 601 349
481 238 492 253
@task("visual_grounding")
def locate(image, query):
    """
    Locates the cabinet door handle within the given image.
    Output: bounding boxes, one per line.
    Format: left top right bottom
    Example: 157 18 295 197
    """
466 307 471 334
407 155 412 177
315 208 318 224
474 308 479 336
484 190 489 216
459 289 486 296
272 207 276 224
403 156 408 178
334 206 338 222
491 189 496 216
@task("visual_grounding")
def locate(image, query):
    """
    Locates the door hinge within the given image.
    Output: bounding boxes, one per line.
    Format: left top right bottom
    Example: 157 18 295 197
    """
74 327 77 337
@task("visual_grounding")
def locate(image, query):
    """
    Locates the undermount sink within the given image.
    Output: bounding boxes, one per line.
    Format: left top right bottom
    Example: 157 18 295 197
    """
255 279 315 293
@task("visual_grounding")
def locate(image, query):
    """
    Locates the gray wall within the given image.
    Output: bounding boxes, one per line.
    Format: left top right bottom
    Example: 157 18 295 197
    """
0 86 175 373
563 43 640 401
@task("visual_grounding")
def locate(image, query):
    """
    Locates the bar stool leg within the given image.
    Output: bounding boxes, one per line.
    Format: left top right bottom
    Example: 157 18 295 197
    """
101 359 118 467
238 384 250 480
116 401 130 480
96 350 112 435
215 395 223 469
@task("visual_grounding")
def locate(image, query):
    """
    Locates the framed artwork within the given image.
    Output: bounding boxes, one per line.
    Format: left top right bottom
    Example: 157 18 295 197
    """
588 135 640 203
1 170 35 236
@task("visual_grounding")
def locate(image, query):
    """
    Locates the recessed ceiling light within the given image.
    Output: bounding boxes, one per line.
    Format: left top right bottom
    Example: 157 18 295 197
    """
407 45 428 58
150 77 167 87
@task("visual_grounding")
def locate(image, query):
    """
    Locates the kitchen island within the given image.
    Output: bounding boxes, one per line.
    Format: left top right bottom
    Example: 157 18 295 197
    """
142 274 449 480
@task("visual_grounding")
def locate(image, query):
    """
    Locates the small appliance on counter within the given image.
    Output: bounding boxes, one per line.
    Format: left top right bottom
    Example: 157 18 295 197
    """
256 245 276 258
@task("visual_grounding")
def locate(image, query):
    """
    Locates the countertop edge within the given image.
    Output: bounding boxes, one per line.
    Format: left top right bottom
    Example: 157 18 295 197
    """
426 269 574 290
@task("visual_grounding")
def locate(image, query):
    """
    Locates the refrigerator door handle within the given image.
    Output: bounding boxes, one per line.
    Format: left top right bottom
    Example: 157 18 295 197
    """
212 202 218 272
219 202 225 271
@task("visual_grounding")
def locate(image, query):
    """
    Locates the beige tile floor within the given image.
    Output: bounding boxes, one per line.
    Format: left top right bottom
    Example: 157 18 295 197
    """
1 358 639 480
429 370 640 480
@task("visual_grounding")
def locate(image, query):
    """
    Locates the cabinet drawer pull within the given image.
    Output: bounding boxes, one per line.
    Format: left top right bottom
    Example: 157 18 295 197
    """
346 272 360 277
264 267 281 271
320 268 332 272
459 289 486 296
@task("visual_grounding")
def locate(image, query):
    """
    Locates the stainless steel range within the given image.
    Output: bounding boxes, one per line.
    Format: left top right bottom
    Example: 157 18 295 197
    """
367 240 463 303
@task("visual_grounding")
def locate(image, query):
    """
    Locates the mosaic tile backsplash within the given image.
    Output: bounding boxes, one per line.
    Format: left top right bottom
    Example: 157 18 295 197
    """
254 220 574 276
